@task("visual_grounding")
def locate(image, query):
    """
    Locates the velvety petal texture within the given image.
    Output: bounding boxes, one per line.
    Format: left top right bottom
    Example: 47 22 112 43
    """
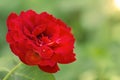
6 10 76 73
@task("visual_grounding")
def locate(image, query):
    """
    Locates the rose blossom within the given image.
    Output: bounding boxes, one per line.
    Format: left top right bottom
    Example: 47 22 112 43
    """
6 10 76 73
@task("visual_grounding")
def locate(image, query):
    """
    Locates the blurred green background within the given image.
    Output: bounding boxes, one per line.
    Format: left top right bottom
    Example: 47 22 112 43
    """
1 0 120 80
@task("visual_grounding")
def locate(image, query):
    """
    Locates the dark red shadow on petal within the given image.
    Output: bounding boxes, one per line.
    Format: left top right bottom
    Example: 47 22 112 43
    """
32 24 46 36
24 50 41 65
38 64 59 73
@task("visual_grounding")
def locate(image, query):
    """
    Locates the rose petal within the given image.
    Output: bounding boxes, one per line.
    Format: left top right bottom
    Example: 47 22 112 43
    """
20 10 37 32
7 13 18 29
38 59 56 67
7 31 26 43
38 46 53 59
32 24 46 36
38 64 59 73
38 54 58 67
36 12 57 24
7 13 22 31
55 46 76 64
24 50 41 65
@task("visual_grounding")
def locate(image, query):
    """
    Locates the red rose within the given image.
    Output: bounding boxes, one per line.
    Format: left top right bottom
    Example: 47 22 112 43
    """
6 10 76 73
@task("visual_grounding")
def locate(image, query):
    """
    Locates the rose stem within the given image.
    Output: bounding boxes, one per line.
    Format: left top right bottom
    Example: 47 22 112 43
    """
3 62 22 80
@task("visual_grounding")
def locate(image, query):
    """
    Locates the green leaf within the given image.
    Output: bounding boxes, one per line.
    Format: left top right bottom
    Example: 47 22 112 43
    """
0 47 55 80
2 63 55 80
